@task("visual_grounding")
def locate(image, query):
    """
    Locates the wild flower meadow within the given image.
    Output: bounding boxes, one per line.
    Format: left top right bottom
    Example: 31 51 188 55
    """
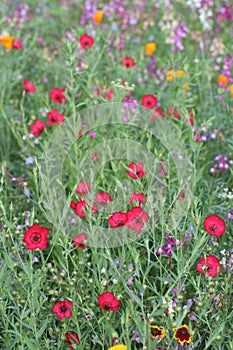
0 0 233 349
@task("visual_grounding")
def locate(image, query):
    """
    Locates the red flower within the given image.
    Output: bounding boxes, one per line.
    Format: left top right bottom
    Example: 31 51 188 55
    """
173 324 191 344
30 119 46 137
47 109 64 126
151 108 163 120
129 193 147 205
70 199 98 219
13 38 22 49
188 110 195 124
142 95 157 109
196 255 222 277
65 332 80 349
95 192 113 205
76 182 91 196
52 300 72 320
204 215 226 237
159 159 168 176
23 80 36 93
122 56 135 68
49 87 67 104
108 212 128 228
98 292 120 311
23 223 49 250
126 162 145 179
168 107 179 120
73 233 87 248
126 206 149 234
79 34 94 48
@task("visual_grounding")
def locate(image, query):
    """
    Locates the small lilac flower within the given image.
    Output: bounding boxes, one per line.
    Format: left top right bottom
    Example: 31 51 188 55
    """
25 157 34 165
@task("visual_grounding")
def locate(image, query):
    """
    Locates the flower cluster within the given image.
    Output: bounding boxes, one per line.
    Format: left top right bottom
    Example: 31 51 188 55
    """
210 154 233 173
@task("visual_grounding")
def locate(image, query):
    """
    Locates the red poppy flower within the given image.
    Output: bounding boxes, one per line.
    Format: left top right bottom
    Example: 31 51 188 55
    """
23 223 49 250
52 300 72 319
30 119 46 137
142 95 157 109
47 109 64 126
126 162 145 179
129 193 147 205
196 255 222 277
168 107 179 120
95 192 113 205
98 292 120 311
23 80 36 93
49 87 67 104
70 199 98 219
76 182 91 196
204 215 226 237
159 159 168 176
108 212 128 228
13 38 22 49
173 324 191 344
151 108 163 120
73 233 87 248
65 332 80 349
126 206 149 234
79 34 94 48
122 56 135 68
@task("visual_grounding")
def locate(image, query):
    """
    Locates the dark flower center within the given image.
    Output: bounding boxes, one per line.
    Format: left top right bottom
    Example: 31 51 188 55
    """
104 303 111 309
117 221 124 227
30 232 42 243
60 306 67 312
151 328 162 337
56 94 61 101
209 224 217 231
134 218 141 224
84 40 89 46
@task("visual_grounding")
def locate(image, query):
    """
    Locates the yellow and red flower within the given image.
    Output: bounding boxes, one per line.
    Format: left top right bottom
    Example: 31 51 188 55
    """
150 325 166 339
173 324 191 344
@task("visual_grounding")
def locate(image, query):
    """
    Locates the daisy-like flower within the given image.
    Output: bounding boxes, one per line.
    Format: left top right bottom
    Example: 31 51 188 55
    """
204 214 226 237
196 255 222 277
98 291 120 311
173 324 191 344
52 300 72 320
150 325 166 339
126 162 145 179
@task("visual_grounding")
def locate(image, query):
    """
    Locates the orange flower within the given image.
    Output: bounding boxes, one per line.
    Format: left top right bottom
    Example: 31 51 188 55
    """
166 70 175 82
145 42 156 56
218 74 228 87
0 35 15 49
183 83 189 93
93 10 103 24
229 84 233 98
177 70 185 78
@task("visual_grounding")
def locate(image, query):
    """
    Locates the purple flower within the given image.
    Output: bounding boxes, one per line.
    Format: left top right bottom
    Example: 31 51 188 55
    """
25 157 34 165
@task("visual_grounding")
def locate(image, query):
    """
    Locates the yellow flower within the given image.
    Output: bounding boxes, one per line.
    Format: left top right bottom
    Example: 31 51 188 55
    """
93 10 103 24
145 42 156 56
108 345 127 350
0 35 15 49
166 70 175 82
173 324 191 344
177 70 185 78
150 325 166 339
183 83 189 93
